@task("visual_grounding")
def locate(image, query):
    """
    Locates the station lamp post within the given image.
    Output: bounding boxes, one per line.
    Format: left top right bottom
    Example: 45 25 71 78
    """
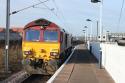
106 31 110 42
91 0 103 69
5 0 10 73
91 0 102 42
86 19 93 41
82 30 86 42
91 0 100 3
84 26 88 42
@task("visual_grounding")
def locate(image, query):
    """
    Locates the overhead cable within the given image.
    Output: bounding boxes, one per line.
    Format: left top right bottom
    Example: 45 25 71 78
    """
38 0 68 28
52 0 71 29
10 0 49 15
117 0 125 31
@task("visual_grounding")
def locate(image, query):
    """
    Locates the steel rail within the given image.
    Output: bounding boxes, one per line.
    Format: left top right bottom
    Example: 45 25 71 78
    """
1 70 30 83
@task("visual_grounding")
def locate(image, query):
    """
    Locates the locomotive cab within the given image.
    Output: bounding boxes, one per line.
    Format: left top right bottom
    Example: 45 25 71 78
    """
23 28 60 60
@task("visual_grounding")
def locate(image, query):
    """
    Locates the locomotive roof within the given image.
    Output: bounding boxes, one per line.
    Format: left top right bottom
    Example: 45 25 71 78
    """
24 18 70 34
24 18 61 30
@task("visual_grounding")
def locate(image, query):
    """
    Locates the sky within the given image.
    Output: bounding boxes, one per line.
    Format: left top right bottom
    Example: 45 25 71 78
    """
0 0 125 36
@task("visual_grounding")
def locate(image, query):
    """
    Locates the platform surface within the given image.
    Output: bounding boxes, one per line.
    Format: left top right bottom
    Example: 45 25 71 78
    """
53 44 115 83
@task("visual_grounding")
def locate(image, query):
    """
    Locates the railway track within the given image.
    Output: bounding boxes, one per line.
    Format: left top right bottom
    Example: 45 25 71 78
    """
22 74 51 83
1 70 51 83
1 70 30 83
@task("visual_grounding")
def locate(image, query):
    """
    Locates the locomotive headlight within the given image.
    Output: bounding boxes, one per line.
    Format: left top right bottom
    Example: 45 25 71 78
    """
24 51 33 55
50 52 58 56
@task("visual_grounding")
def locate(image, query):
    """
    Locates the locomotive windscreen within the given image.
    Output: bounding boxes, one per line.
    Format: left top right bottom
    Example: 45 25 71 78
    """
25 30 40 41
44 30 58 42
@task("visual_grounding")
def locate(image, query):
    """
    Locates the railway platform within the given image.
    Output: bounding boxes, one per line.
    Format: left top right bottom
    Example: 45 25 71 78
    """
50 44 115 83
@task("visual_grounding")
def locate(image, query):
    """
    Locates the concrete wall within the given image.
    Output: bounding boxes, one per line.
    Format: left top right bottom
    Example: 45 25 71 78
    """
90 42 125 83
90 42 101 60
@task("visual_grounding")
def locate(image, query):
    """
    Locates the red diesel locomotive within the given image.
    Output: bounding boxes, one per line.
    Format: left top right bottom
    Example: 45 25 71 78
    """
22 18 72 74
